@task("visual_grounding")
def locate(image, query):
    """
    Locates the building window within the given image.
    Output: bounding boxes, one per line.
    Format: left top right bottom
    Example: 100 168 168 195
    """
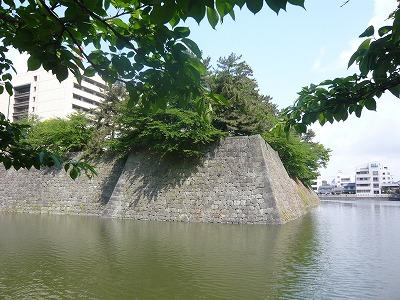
82 76 107 90
374 191 380 194
34 75 37 81
73 83 105 98
13 84 30 121
72 104 91 113
73 93 100 106
357 171 369 175
373 184 379 188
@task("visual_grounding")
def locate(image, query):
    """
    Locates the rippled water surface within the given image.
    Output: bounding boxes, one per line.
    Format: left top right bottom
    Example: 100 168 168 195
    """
1 200 400 299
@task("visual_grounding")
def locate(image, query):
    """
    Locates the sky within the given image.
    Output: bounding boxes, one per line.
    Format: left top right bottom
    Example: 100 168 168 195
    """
8 0 400 181
183 0 400 181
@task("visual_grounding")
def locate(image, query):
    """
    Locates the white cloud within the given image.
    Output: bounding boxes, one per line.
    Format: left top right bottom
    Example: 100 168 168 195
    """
369 0 397 28
314 0 400 181
311 39 359 74
312 0 397 75
4 48 29 75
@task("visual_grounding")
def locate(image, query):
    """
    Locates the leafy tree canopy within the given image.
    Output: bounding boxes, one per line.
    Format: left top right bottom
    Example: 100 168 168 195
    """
0 0 305 110
207 53 278 136
25 113 93 155
205 54 330 185
0 0 305 175
283 4 400 133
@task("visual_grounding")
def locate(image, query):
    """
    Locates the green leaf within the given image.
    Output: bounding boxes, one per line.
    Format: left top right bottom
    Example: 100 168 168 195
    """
3 158 12 170
229 9 235 20
378 26 392 37
389 84 400 98
5 81 13 96
359 25 374 38
55 66 69 82
187 57 206 75
150 1 176 24
182 38 202 57
188 2 206 24
70 167 79 180
206 7 219 28
84 66 96 77
27 56 41 71
174 27 191 38
265 0 286 14
355 105 362 118
216 0 233 18
246 0 264 14
288 0 305 8
348 38 371 68
364 98 376 111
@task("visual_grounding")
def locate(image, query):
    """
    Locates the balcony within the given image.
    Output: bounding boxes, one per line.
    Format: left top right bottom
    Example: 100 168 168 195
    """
14 92 30 98
13 101 29 108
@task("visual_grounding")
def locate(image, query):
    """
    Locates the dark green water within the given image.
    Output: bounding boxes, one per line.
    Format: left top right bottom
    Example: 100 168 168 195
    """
1 200 400 299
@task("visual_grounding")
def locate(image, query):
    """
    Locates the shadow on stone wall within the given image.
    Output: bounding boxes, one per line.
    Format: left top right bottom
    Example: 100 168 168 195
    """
124 144 220 207
97 155 128 205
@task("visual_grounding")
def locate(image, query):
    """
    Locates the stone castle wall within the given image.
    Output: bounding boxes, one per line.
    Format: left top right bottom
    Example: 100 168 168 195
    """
0 135 319 224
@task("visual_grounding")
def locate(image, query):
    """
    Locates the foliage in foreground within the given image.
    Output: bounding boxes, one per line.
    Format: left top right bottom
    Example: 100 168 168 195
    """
0 0 305 175
284 5 400 133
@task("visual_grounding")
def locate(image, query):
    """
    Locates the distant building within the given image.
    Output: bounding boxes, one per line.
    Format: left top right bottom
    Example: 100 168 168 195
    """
311 177 323 192
381 182 400 195
342 182 356 194
0 69 107 122
332 171 354 187
332 171 356 194
317 180 335 194
355 162 394 195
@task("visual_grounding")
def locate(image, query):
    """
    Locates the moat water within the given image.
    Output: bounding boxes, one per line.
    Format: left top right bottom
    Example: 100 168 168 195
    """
1 200 400 299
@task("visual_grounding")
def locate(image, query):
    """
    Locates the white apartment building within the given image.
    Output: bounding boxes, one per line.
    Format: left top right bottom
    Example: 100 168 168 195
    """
0 69 107 122
355 162 394 195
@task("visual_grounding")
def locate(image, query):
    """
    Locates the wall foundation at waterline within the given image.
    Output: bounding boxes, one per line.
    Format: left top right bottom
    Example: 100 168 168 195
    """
0 135 319 224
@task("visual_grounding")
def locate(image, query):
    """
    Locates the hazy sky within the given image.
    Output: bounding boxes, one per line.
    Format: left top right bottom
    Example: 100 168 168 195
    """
184 0 400 181
8 0 400 181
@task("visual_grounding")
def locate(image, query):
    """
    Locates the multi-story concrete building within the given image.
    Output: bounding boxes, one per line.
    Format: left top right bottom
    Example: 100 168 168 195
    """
332 171 356 194
0 69 107 122
355 162 394 195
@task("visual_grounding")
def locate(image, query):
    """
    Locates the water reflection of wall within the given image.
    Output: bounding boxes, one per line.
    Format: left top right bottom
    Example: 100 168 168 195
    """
0 213 320 299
